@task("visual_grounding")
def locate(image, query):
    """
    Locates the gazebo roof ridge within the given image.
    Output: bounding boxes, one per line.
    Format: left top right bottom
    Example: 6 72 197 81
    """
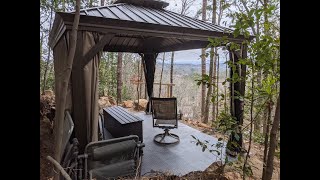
114 0 169 9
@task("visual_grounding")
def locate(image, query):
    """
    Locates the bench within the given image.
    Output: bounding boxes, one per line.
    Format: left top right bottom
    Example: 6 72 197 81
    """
103 106 143 142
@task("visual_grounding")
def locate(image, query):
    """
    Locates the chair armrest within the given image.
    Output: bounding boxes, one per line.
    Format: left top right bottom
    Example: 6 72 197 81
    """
137 141 145 148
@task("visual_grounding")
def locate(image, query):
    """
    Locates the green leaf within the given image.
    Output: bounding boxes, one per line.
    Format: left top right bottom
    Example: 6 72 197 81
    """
211 96 216 103
233 29 240 38
237 154 242 161
234 133 240 141
202 146 206 152
231 141 239 147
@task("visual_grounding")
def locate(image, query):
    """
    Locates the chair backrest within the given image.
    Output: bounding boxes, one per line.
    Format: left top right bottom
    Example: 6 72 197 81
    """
151 97 177 120
84 135 141 179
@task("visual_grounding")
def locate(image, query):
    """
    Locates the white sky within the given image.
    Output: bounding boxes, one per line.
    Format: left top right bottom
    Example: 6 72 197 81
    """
162 0 231 64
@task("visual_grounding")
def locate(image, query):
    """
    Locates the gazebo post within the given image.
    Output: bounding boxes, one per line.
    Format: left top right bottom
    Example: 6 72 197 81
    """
139 52 158 114
227 43 247 155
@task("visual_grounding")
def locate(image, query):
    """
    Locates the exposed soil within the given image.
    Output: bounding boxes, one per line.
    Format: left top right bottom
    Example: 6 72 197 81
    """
180 118 280 180
40 91 55 180
40 116 54 180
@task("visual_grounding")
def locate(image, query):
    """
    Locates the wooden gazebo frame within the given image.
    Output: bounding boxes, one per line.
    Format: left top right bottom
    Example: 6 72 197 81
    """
49 0 254 161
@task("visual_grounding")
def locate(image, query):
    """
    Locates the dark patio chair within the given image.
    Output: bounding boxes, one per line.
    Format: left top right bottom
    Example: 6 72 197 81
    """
151 97 180 144
79 135 145 180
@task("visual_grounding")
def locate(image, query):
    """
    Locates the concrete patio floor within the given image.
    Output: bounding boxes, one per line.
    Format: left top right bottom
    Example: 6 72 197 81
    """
133 112 226 176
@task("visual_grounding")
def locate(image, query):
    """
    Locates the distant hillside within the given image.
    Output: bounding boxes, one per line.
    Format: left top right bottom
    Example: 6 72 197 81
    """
153 61 229 119
156 62 228 79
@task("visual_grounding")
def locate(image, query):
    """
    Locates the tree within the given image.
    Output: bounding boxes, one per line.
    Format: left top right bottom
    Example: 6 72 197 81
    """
53 0 80 179
263 94 280 180
41 0 54 94
117 52 123 104
180 0 196 15
211 0 217 123
159 52 165 97
169 0 196 98
216 53 219 120
170 51 174 97
201 0 207 122
40 33 44 89
203 0 216 124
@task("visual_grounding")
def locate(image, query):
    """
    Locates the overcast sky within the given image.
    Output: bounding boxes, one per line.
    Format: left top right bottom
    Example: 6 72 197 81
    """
160 0 231 64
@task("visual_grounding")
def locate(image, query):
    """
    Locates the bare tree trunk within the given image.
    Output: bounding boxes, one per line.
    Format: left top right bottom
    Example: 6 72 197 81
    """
140 58 143 99
42 0 54 94
264 94 280 180
224 53 228 113
159 53 165 97
255 70 263 133
201 0 207 121
204 48 214 123
144 82 147 99
137 56 140 101
53 0 80 179
170 51 174 97
262 0 270 137
106 53 110 95
40 33 44 86
210 54 216 123
110 53 116 96
48 62 54 91
251 0 261 134
215 53 219 120
117 52 123 104
262 99 273 179
217 0 223 25
211 0 217 122
243 58 255 180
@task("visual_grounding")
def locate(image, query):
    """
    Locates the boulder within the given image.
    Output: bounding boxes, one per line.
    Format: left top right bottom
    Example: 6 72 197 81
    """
224 172 242 180
98 97 111 109
122 100 134 108
134 99 148 110
44 90 54 97
108 96 116 105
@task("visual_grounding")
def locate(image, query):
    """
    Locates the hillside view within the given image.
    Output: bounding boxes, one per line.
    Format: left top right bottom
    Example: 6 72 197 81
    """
40 0 280 180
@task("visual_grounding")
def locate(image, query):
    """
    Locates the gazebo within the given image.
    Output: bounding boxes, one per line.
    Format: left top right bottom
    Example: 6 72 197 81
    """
49 0 253 160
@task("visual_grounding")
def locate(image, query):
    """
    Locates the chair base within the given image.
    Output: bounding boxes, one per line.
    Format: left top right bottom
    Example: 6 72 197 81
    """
154 129 179 144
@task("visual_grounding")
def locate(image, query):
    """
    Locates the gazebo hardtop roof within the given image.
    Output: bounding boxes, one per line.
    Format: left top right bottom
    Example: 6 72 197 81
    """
49 0 253 53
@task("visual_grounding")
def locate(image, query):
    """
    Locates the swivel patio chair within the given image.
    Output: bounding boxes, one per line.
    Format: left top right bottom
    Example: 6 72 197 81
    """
151 97 180 144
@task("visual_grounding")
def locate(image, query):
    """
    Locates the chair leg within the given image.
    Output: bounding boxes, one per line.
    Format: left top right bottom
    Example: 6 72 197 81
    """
154 129 180 144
